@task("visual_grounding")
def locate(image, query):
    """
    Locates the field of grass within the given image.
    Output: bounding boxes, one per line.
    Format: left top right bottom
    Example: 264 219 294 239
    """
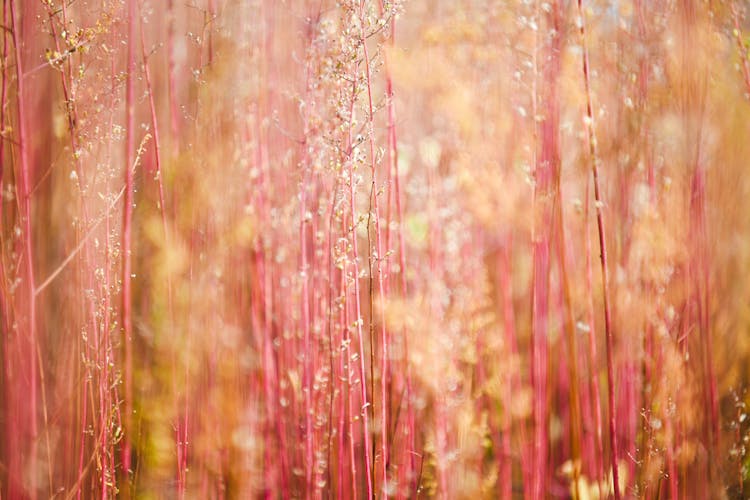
1 0 750 498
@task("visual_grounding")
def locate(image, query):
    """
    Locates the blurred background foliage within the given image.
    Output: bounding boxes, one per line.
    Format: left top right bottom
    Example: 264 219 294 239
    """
1 0 750 498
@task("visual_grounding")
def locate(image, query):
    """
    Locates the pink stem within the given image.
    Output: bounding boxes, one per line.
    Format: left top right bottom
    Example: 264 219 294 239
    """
121 0 138 488
9 2 38 496
345 73 374 499
576 1 620 496
358 4 389 492
584 175 605 495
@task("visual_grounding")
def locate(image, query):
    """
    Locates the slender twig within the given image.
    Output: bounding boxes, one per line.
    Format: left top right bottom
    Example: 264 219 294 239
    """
359 2 389 493
576 1 621 497
121 0 138 486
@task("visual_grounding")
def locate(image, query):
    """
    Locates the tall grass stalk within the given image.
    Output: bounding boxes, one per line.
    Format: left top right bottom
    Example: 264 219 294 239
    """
120 0 137 491
576 0 621 497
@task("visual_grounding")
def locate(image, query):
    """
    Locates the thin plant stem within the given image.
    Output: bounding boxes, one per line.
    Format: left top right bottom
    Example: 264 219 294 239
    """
9 3 38 497
576 1 620 497
358 2 389 492
121 0 138 490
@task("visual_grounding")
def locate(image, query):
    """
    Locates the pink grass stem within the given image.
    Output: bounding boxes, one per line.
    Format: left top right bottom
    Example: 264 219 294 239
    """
584 175 605 495
358 5 389 493
576 1 620 496
121 0 138 488
9 2 38 496
345 73 374 499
